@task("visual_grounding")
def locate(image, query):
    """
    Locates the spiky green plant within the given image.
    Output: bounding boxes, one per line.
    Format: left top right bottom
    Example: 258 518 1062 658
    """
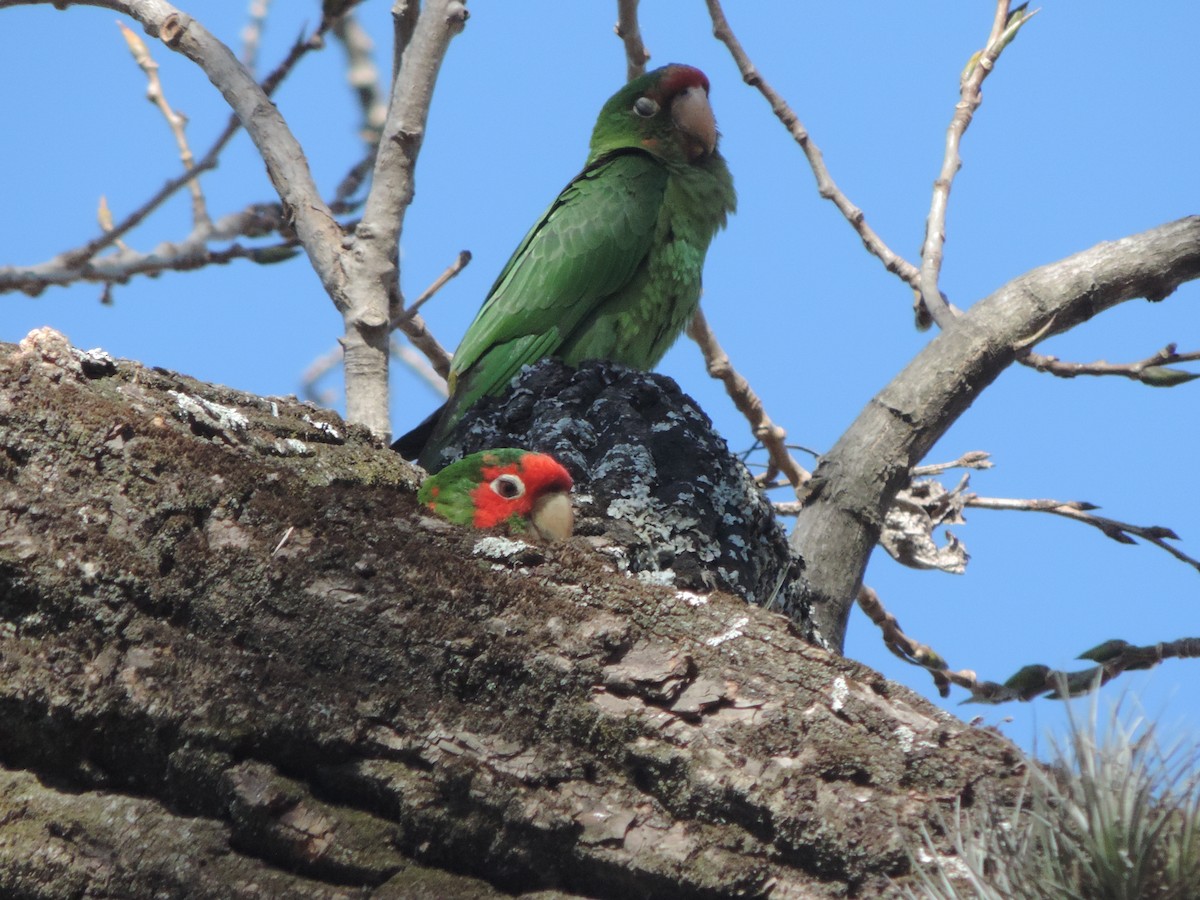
900 695 1200 899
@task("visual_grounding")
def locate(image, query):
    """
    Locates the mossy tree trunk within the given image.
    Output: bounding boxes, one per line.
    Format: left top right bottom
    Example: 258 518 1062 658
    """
0 329 1022 898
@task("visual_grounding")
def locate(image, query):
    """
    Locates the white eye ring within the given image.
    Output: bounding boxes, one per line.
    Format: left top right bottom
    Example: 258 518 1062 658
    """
633 96 659 118
490 473 525 500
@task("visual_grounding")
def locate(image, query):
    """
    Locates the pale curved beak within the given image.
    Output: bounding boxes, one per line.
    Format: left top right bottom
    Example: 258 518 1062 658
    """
530 491 574 542
671 86 717 161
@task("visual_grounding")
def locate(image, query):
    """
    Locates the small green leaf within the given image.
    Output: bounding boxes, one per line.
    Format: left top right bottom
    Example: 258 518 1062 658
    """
251 246 301 265
996 3 1035 54
915 647 946 669
1078 639 1130 663
1003 663 1051 698
960 50 983 82
1141 366 1200 387
961 5 1037 81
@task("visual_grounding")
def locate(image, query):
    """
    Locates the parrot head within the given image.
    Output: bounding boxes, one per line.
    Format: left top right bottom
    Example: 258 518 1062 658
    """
590 64 720 165
418 449 575 541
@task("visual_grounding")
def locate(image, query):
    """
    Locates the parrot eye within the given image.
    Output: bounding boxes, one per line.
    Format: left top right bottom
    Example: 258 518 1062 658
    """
633 96 659 118
490 474 526 500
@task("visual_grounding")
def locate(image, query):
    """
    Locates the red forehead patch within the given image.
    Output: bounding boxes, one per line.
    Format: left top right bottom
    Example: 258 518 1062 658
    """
656 64 710 99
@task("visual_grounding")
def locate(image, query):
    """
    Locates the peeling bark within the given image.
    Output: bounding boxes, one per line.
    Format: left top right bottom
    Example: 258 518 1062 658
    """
0 330 1025 898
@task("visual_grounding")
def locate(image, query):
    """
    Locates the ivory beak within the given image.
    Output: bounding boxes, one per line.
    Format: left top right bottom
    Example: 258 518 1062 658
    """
671 85 717 161
530 491 574 542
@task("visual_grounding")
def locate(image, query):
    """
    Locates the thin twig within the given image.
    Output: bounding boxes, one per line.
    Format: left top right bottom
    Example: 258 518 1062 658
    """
614 0 650 81
117 21 209 230
333 11 388 148
0 16 334 292
861 586 1200 705
1022 343 1200 386
329 154 376 215
967 494 1200 573
918 1 1036 328
393 309 452 380
397 249 471 320
912 450 993 477
302 249 465 400
704 0 920 289
300 345 343 406
687 307 811 499
1 16 347 297
966 637 1200 704
95 196 129 252
390 340 448 398
857 586 978 698
240 0 272 73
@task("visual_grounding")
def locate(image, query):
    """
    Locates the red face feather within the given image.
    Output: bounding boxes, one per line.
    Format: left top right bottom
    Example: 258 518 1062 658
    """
468 453 574 529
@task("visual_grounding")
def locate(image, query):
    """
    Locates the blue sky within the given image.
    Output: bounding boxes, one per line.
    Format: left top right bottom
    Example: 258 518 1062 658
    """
4 2 1197 755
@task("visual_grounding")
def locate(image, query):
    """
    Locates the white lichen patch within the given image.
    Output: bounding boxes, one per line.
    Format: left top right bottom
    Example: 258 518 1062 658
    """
273 438 311 456
895 724 916 753
303 415 340 440
473 535 531 560
704 615 748 647
830 675 850 712
168 391 249 432
676 590 708 606
635 569 677 587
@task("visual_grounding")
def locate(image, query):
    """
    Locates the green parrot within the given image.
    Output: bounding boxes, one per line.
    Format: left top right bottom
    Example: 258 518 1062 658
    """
417 448 575 541
395 63 736 471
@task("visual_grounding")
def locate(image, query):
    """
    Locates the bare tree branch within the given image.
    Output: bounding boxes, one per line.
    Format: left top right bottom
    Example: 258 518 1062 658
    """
792 216 1200 650
859 586 1200 707
342 0 466 433
857 586 977 698
299 344 343 406
0 5 332 296
5 0 467 438
614 0 649 81
1022 342 1200 385
399 249 471 321
967 494 1200 573
966 638 1200 705
912 450 993 477
239 0 271 72
303 249 465 403
390 340 449 398
918 1 1036 328
118 20 210 230
687 307 811 499
396 310 453 381
333 10 387 147
704 0 920 289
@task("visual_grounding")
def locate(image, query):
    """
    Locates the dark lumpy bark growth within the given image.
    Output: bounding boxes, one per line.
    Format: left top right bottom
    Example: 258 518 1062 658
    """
430 359 813 639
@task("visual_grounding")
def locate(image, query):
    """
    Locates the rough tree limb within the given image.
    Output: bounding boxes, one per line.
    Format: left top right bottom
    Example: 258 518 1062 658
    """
791 216 1200 650
0 329 1025 898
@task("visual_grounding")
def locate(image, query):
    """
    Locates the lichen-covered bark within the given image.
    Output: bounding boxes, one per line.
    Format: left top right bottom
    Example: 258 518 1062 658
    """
431 358 810 634
0 330 1025 898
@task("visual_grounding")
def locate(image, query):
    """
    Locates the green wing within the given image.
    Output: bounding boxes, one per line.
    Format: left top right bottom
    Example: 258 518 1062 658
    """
448 151 668 409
